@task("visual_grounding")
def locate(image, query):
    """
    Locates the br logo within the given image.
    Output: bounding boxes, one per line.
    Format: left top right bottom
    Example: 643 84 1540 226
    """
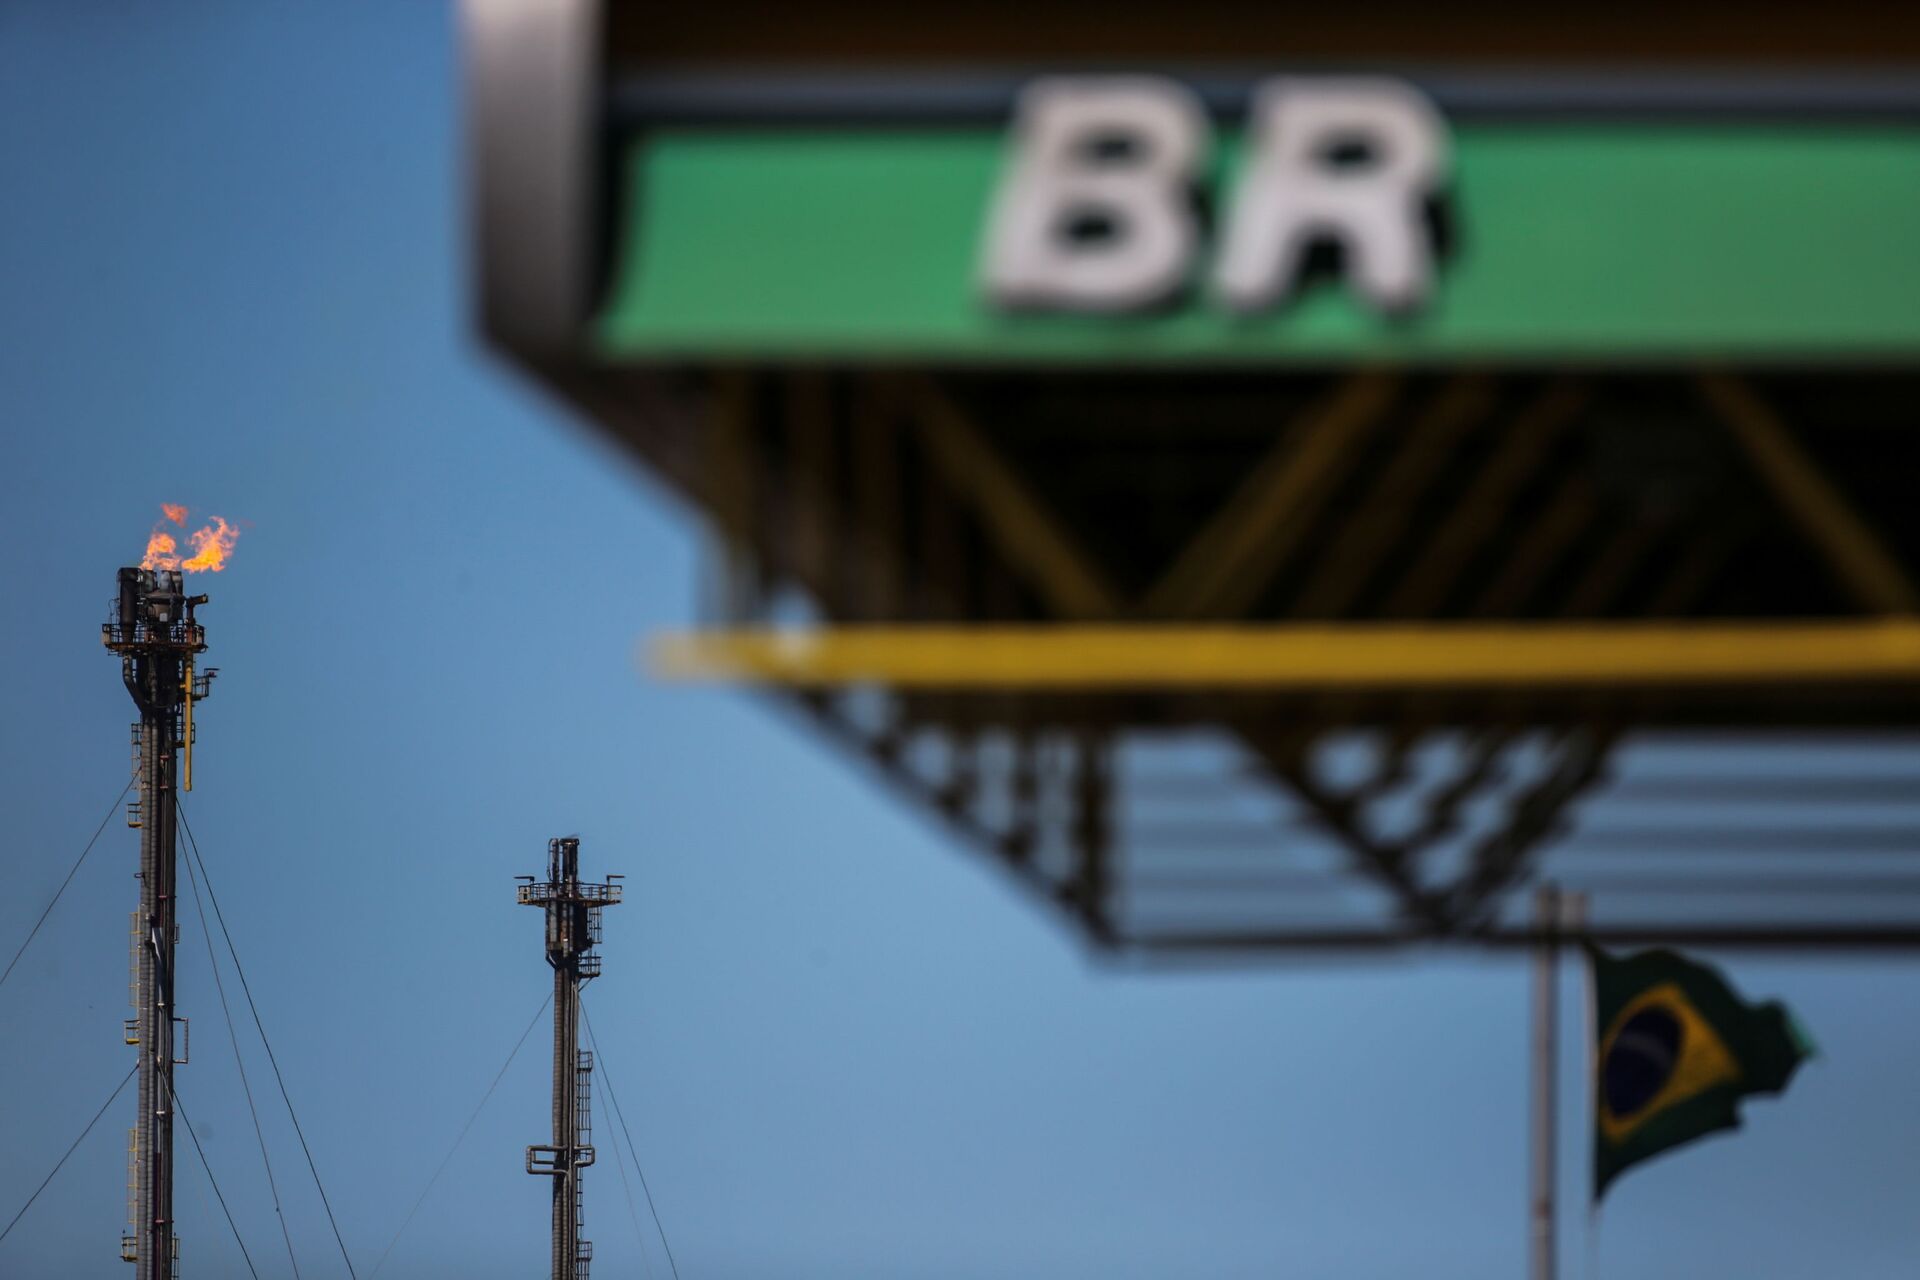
981 76 1451 315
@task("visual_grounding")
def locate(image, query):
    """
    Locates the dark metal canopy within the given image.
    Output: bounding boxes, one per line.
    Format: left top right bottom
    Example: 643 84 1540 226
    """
464 0 1920 953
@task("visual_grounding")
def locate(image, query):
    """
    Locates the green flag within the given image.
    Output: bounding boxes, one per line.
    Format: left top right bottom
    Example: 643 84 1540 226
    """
1590 946 1813 1199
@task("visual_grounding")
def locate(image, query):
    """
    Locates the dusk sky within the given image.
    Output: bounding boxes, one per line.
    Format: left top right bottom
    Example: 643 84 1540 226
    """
4 5 1919 1278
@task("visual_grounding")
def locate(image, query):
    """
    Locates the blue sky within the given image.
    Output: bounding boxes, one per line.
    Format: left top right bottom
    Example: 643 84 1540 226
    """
3 5 1918 1278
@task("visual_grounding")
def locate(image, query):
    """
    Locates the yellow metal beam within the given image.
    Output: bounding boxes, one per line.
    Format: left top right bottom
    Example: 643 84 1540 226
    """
909 376 1120 620
1384 380 1586 617
1699 372 1918 616
653 621 1920 688
1143 373 1397 619
1469 473 1594 617
1292 375 1494 618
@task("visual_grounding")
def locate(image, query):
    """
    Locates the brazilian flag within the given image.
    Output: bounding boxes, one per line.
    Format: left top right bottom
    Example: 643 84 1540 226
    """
1591 947 1813 1199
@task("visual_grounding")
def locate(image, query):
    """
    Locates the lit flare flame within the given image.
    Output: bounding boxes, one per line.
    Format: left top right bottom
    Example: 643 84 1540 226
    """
140 505 241 572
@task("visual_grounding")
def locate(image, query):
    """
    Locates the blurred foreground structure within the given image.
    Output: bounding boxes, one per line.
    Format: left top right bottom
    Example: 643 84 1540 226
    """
466 1 1920 952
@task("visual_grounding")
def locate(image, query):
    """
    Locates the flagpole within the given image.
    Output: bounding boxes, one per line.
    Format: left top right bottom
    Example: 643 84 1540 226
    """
1530 883 1561 1280
1565 890 1593 1277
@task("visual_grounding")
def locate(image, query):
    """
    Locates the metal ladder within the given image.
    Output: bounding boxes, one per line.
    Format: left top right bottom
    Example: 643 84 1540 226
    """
126 725 144 828
575 1051 595 1277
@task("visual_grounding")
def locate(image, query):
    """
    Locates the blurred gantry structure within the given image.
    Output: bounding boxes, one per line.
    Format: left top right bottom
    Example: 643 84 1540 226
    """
466 0 1920 952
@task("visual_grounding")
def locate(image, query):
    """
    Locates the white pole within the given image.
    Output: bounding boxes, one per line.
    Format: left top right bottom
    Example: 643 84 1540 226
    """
1564 891 1593 1276
1530 883 1561 1280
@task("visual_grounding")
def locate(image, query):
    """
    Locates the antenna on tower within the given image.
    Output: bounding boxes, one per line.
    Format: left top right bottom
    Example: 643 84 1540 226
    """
519 837 621 1280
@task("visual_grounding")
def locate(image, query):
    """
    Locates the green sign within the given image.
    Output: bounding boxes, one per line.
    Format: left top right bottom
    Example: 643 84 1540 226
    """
596 125 1920 362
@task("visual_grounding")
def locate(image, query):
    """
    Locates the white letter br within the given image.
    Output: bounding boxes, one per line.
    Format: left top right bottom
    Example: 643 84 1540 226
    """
981 76 1209 312
1214 77 1449 315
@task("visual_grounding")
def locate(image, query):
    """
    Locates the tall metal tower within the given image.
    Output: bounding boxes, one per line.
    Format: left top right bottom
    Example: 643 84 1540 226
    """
103 567 215 1279
518 837 621 1280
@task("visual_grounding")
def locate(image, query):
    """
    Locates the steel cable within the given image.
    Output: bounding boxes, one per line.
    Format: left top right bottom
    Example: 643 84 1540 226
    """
180 812 303 1278
368 991 553 1278
595 1068 659 1280
581 999 682 1280
177 802 360 1279
171 1080 261 1279
0 779 133 992
0 1064 135 1247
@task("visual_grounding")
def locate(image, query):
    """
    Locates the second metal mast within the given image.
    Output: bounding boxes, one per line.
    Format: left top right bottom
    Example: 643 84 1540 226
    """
519 837 621 1280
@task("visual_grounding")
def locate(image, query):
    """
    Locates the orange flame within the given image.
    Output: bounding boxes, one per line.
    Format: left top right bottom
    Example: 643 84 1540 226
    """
140 505 242 573
141 530 179 570
180 516 239 572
